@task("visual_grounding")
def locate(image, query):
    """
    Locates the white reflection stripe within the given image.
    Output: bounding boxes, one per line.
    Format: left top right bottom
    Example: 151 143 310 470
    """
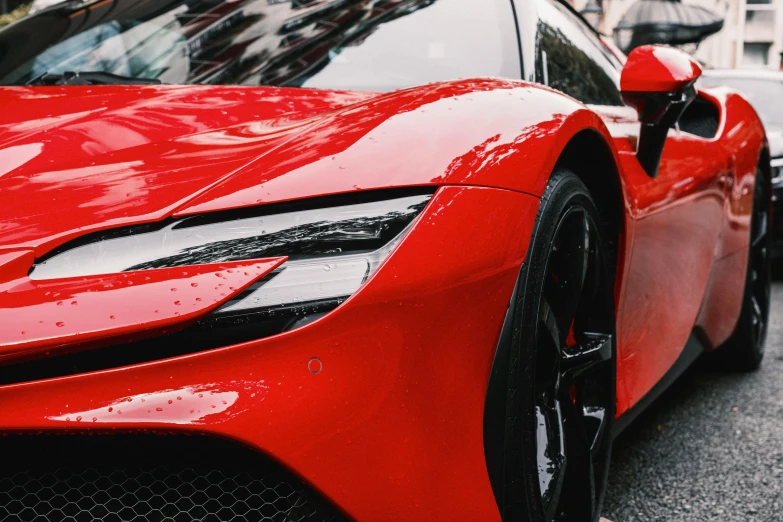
218 258 369 313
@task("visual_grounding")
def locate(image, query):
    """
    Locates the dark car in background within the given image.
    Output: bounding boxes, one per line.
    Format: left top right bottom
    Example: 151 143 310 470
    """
700 69 783 257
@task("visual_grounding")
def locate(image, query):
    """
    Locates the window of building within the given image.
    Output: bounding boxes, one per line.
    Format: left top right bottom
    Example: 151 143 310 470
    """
738 0 782 68
743 42 773 66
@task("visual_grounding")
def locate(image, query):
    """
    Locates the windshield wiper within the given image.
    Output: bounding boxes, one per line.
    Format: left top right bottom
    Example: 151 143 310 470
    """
27 71 163 86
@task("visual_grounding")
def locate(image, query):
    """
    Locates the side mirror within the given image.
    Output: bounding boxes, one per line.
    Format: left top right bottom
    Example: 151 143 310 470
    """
620 45 702 178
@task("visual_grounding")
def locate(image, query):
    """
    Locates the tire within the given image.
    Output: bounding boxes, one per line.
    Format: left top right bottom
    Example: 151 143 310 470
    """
718 163 772 371
500 169 616 522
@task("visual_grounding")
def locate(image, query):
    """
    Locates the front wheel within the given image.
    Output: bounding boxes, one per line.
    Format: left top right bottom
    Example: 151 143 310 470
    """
501 170 616 522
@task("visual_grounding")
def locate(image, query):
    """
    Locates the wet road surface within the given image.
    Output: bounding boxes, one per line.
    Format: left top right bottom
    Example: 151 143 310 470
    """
602 282 783 522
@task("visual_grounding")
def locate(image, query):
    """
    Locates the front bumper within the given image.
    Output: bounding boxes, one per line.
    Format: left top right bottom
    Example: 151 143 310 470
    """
0 186 539 521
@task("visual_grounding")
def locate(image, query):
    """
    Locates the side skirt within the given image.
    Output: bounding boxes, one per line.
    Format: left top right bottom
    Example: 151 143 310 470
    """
612 331 706 438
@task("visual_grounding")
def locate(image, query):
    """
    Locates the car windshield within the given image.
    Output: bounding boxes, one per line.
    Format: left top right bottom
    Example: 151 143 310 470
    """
0 0 510 91
700 76 783 130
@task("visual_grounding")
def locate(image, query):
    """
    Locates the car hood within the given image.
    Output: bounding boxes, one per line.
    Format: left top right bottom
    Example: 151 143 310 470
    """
0 84 377 255
0 78 577 257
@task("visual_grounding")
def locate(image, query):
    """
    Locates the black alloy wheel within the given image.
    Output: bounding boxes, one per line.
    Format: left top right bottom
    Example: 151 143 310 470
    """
501 170 615 522
719 162 771 371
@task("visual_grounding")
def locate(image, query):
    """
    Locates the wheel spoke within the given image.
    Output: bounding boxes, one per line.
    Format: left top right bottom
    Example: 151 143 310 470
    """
545 211 590 346
559 390 599 516
528 195 614 522
583 405 609 455
540 298 562 350
561 333 612 377
536 403 567 519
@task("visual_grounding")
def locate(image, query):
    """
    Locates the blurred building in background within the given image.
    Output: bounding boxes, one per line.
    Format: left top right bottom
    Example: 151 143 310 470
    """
572 0 783 69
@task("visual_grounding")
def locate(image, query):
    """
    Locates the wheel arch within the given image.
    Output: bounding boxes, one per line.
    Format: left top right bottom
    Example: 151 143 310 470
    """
482 125 626 517
554 128 625 285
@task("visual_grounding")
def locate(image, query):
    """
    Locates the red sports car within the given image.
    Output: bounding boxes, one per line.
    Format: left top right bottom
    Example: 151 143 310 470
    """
0 0 770 521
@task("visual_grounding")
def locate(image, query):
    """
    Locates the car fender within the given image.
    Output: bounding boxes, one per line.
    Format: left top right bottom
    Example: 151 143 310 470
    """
176 78 624 215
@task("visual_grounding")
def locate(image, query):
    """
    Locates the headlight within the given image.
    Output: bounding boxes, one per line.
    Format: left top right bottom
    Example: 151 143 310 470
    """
31 190 433 338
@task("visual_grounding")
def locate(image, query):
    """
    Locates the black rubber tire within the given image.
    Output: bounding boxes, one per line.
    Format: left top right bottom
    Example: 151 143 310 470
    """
500 169 616 522
717 163 772 371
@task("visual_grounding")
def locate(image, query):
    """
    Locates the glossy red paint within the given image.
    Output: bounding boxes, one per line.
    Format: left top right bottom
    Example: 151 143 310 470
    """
0 186 538 521
175 80 613 216
620 45 703 94
0 85 374 255
0 79 613 255
0 249 34 280
594 87 764 414
0 258 285 364
0 72 767 521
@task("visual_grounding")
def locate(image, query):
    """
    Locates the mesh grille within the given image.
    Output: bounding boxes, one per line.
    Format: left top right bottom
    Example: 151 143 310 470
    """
0 434 343 522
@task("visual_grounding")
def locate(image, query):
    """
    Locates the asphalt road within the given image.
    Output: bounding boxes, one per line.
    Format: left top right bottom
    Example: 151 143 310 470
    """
602 282 783 522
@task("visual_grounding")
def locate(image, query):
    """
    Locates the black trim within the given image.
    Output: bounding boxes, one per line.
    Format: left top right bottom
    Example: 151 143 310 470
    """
611 331 706 438
173 186 435 229
622 85 698 178
483 267 523 509
509 0 526 81
678 95 720 139
555 0 606 41
0 432 346 521
0 296 343 387
636 122 670 179
30 71 164 86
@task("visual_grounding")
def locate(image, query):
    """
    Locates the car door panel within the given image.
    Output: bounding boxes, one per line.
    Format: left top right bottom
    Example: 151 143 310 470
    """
610 123 727 413
594 95 754 414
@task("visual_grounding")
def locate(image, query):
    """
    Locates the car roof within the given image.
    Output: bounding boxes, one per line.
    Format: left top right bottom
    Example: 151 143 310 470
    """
701 69 783 81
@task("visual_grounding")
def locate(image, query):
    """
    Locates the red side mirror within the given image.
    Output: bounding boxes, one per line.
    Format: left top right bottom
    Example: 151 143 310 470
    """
621 45 702 95
620 45 702 178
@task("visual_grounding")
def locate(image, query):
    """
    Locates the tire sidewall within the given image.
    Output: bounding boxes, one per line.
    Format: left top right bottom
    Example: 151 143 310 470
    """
504 169 616 522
